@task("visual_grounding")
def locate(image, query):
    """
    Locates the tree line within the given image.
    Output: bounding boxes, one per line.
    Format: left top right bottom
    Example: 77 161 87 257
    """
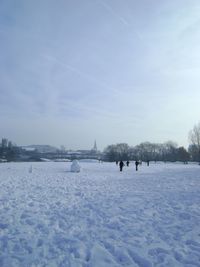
103 141 190 163
0 138 21 162
103 122 200 163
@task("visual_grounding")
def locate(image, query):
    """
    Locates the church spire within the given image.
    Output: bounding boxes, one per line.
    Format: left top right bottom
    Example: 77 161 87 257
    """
93 140 97 152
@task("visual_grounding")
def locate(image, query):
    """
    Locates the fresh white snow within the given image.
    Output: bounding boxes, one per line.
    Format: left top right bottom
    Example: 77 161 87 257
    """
0 161 200 267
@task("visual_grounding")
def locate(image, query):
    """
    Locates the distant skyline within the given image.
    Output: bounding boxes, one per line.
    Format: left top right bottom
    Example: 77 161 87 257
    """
1 0 200 150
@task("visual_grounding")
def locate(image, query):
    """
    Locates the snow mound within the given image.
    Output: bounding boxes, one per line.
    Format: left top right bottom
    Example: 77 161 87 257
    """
70 160 81 172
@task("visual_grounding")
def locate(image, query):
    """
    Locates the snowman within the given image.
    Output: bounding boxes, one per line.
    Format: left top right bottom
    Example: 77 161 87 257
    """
70 160 81 172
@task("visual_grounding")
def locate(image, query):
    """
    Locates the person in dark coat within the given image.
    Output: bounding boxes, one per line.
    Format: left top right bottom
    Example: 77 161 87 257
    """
147 160 150 166
119 160 124 171
126 161 129 167
116 161 118 165
135 160 139 171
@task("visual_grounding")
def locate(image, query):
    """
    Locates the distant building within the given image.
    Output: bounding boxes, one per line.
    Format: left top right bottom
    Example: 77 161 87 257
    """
22 145 58 153
1 138 8 148
16 141 102 161
91 140 98 154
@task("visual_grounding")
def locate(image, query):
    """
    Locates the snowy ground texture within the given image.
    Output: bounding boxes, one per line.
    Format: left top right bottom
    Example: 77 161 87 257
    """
0 161 200 267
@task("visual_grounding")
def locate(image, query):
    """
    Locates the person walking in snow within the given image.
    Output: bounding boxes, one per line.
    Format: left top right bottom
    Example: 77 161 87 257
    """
119 160 124 172
126 160 130 167
135 160 139 171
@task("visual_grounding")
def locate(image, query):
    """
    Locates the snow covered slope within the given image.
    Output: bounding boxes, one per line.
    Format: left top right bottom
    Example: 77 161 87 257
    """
0 162 200 266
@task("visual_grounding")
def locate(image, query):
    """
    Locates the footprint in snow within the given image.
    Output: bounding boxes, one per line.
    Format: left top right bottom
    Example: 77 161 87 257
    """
128 250 153 267
179 212 191 220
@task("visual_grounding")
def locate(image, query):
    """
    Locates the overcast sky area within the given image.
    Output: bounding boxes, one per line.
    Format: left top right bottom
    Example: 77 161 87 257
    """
1 0 200 150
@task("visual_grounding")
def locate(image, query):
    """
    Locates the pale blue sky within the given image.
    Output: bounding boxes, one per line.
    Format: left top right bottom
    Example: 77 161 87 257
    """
1 0 200 150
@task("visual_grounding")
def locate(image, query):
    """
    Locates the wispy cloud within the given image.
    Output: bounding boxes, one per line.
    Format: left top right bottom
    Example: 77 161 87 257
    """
97 0 142 39
43 54 118 94
98 0 129 27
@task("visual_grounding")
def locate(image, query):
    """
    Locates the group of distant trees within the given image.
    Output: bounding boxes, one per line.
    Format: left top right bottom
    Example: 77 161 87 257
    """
103 141 190 163
0 138 21 161
103 122 200 164
188 122 200 163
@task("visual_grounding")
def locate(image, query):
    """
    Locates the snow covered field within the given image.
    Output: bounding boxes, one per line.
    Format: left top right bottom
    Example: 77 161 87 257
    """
0 161 200 267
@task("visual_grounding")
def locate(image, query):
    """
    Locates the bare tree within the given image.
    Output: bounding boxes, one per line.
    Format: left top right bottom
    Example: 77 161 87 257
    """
103 143 129 161
189 122 200 164
177 147 190 164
